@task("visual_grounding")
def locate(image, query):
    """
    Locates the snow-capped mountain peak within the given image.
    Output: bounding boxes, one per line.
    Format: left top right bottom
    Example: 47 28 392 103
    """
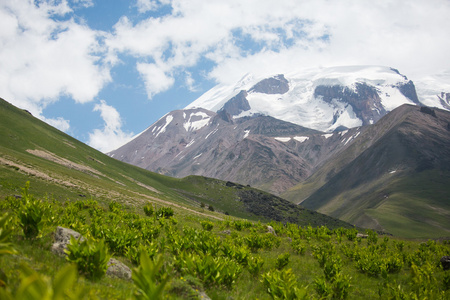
187 65 442 132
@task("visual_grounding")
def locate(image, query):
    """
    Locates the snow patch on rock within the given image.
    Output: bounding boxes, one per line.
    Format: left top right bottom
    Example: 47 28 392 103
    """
294 136 309 143
154 114 173 138
183 111 211 132
275 137 291 142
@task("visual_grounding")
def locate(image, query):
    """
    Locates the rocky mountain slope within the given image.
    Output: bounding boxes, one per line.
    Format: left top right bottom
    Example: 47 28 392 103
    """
109 107 367 195
110 65 448 195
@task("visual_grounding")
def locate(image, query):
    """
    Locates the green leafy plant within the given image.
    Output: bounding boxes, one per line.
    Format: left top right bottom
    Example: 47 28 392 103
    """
245 233 264 252
0 264 86 300
247 255 264 277
443 272 450 290
132 252 169 300
108 201 123 214
143 204 154 217
384 253 403 274
345 228 358 241
200 220 214 231
262 268 308 300
366 230 378 245
193 255 242 288
127 242 159 265
314 277 331 298
233 246 250 266
355 253 385 277
156 207 174 219
0 213 17 257
275 253 290 270
323 255 342 282
17 182 46 239
291 239 306 255
103 226 139 255
65 236 111 280
332 273 352 299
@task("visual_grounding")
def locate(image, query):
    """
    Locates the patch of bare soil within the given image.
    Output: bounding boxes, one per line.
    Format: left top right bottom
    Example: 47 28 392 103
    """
26 149 103 176
0 156 77 188
120 174 160 194
62 140 76 149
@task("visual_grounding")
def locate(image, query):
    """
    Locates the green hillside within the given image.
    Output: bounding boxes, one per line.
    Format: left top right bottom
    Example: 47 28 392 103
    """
283 105 450 239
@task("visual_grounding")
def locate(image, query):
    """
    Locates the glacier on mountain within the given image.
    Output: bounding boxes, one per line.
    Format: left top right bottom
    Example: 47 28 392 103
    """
186 65 445 132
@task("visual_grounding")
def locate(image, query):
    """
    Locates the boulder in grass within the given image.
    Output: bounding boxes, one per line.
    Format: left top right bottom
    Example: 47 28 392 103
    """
51 226 131 280
51 226 84 256
106 258 132 280
267 225 276 236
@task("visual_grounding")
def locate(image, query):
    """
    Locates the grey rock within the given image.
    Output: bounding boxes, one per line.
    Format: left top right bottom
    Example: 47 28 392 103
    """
106 258 132 280
314 83 387 126
267 225 276 236
356 233 368 239
249 74 289 94
219 90 250 116
51 226 85 256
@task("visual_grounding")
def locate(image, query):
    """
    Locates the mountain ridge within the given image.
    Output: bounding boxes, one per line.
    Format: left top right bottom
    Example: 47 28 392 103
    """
109 66 450 237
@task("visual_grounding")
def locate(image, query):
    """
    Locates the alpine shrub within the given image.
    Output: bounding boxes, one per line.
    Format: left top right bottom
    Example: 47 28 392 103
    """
18 195 45 239
132 252 169 300
143 204 154 217
65 236 111 280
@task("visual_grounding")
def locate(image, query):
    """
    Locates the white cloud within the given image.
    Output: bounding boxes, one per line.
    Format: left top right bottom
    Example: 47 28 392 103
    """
72 0 94 9
184 71 198 92
136 62 175 98
0 0 111 120
88 100 134 153
42 116 71 132
136 0 158 13
106 0 450 95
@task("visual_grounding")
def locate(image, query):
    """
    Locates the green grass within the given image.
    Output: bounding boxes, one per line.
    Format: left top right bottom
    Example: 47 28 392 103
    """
286 168 450 239
1 191 449 299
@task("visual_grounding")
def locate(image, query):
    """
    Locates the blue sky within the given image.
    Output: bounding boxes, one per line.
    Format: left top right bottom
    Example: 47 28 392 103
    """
1 0 450 152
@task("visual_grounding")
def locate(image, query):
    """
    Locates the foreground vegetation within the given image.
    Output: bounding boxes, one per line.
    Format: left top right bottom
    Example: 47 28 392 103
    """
0 183 449 299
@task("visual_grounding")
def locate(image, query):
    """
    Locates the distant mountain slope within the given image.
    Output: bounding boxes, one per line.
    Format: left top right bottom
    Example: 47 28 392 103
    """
0 97 351 229
283 104 450 238
109 107 364 195
110 65 449 196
